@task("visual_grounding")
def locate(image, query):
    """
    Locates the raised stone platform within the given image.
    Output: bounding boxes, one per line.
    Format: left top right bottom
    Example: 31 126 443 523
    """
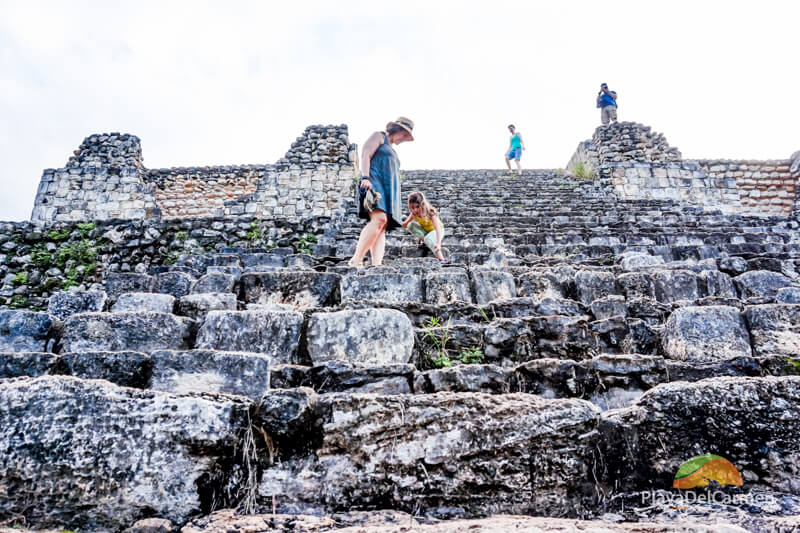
1 122 799 532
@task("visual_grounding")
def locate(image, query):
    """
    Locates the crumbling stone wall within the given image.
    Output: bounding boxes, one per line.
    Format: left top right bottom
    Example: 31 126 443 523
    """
0 216 327 310
150 166 262 218
568 122 800 217
31 125 357 224
31 134 161 223
697 159 797 216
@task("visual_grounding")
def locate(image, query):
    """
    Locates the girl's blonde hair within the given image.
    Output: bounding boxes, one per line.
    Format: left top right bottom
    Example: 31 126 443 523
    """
407 191 438 220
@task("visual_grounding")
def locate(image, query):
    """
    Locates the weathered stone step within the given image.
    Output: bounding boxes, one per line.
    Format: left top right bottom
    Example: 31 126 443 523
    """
253 376 800 519
0 375 250 530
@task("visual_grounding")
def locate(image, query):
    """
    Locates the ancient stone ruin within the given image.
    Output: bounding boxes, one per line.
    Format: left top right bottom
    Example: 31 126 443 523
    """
1 122 800 532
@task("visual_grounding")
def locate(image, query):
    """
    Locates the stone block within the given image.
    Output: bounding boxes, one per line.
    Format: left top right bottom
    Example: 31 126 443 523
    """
618 252 664 270
258 392 601 516
574 270 616 305
776 287 800 304
697 270 736 298
59 350 151 388
105 273 154 300
652 269 699 303
306 308 414 365
734 270 792 299
111 292 176 314
340 273 423 303
178 293 238 322
517 271 564 300
536 297 585 316
471 270 516 304
662 306 751 362
719 256 747 277
0 375 247 530
154 272 195 299
0 352 59 378
590 295 627 320
241 253 285 268
47 290 107 321
191 272 237 294
240 272 340 308
195 310 303 364
425 269 472 304
745 304 800 357
149 349 270 401
307 360 414 394
61 312 195 353
617 272 655 299
0 311 54 352
414 364 512 393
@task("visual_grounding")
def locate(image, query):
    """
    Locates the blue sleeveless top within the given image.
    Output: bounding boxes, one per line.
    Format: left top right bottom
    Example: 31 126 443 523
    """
358 133 403 230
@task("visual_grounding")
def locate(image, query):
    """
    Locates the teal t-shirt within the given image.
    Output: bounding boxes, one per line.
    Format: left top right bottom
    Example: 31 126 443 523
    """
510 133 522 149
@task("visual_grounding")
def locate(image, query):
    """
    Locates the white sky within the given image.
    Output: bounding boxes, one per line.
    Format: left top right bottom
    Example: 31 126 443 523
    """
1 0 798 222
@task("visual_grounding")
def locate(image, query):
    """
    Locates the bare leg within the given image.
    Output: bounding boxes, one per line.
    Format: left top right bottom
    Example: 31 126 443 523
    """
370 230 387 266
515 160 522 175
505 155 511 170
349 210 388 267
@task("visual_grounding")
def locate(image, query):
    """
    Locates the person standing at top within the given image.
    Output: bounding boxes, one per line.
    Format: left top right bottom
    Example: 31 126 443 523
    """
597 83 618 125
504 124 525 175
348 117 415 269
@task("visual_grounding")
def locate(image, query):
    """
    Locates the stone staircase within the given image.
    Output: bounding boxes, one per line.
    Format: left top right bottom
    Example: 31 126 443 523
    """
2 168 800 532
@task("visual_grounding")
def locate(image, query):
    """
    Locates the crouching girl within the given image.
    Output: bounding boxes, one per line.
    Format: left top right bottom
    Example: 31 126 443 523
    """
401 191 446 262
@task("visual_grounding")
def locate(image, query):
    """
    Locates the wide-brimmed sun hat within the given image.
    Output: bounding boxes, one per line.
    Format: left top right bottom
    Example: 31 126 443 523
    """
386 117 414 140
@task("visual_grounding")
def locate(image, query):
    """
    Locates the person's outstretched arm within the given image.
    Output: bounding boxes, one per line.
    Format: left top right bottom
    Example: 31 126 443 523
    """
433 216 444 251
518 132 526 150
359 132 383 189
401 213 414 228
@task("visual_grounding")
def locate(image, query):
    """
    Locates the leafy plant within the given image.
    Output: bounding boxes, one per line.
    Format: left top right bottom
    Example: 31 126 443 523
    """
62 268 80 289
296 233 318 255
76 222 95 238
175 231 187 243
8 295 28 308
458 346 485 365
787 358 800 374
246 220 263 244
55 239 97 269
48 228 71 241
420 316 453 368
31 243 52 269
12 271 28 286
431 354 454 368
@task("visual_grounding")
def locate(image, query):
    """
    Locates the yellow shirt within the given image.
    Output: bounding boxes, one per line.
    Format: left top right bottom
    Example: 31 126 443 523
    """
414 215 441 233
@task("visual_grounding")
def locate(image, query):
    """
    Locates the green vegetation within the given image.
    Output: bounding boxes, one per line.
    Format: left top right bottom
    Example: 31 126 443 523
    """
478 307 497 324
7 295 29 308
175 231 187 243
48 228 71 241
431 353 454 368
12 271 28 286
76 222 95 237
421 316 453 368
573 162 594 180
420 319 485 368
296 233 318 255
31 243 53 269
458 346 485 364
787 357 800 374
246 220 263 245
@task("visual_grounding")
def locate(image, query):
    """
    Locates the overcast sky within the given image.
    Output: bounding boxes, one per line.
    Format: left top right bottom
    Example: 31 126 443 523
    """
1 0 798 222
